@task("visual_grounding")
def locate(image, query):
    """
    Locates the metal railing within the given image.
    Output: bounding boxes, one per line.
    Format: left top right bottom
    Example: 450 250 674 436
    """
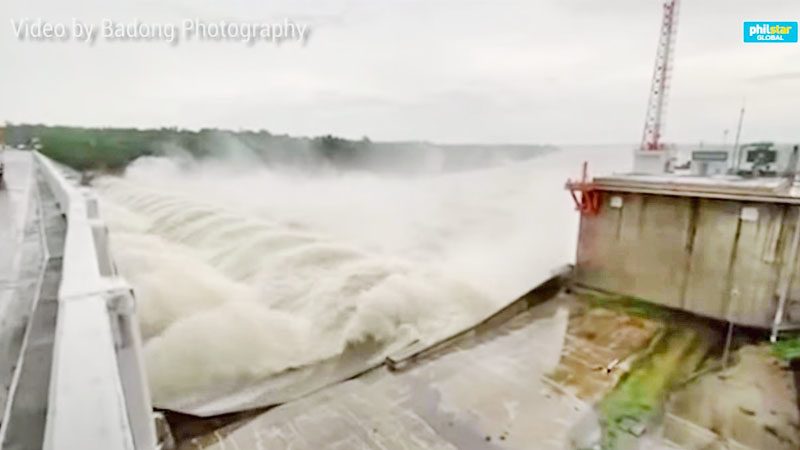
34 152 156 450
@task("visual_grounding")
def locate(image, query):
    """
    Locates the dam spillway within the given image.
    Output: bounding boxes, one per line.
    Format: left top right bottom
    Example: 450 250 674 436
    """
0 147 798 450
94 150 585 413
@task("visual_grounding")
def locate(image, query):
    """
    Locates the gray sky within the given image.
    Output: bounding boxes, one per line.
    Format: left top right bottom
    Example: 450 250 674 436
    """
1 0 798 144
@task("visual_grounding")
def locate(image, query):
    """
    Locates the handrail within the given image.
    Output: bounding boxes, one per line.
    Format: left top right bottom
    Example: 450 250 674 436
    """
34 152 156 450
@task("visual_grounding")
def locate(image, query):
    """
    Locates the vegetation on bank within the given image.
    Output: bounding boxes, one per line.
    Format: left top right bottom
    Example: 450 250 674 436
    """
772 335 800 361
2 124 555 172
2 124 377 171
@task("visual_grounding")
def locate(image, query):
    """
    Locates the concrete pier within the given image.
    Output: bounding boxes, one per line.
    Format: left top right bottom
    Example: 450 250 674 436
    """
574 174 800 329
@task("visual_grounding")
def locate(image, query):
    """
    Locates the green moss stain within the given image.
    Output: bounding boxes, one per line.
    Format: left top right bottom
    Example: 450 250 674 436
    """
597 328 710 450
576 291 672 321
569 292 716 450
771 335 800 361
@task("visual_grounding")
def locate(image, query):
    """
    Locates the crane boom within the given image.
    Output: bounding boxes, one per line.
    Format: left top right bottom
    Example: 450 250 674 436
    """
641 0 680 151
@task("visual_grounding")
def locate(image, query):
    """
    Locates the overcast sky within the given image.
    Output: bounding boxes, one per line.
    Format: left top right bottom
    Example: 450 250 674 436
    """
1 0 798 145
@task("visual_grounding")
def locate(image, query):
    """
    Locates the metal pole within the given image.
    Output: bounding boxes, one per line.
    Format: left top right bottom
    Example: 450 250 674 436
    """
786 145 800 182
722 321 734 369
722 285 737 369
731 102 745 173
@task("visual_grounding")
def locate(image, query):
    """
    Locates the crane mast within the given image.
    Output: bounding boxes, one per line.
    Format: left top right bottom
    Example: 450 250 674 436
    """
641 0 680 151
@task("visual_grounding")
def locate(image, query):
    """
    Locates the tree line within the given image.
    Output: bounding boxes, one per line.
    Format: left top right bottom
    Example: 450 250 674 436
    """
3 124 375 171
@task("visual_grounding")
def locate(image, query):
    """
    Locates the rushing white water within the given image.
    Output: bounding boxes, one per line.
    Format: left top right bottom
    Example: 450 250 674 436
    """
97 145 630 406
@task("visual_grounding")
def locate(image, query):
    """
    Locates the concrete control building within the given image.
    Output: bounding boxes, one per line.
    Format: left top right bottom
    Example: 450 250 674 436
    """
572 173 800 338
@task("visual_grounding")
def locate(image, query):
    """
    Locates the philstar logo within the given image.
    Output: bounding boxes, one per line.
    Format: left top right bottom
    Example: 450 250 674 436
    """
744 21 798 43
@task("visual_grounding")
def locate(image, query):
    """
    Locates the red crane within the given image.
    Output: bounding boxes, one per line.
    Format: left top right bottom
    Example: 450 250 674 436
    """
568 0 682 213
641 0 680 151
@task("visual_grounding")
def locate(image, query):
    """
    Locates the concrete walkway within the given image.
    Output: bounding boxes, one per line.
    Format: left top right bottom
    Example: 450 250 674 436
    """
0 150 41 415
0 150 66 450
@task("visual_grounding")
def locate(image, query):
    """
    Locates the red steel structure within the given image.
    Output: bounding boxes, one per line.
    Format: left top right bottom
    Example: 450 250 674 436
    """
641 0 680 151
566 161 601 215
568 0 682 214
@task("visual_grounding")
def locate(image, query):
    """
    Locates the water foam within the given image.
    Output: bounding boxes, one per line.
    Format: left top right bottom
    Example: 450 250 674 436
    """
97 146 626 406
99 177 494 404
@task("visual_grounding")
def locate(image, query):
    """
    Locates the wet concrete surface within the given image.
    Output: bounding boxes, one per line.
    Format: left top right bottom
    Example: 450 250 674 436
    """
665 345 800 450
0 150 36 277
550 305 662 403
181 296 590 449
1 169 65 450
0 150 42 416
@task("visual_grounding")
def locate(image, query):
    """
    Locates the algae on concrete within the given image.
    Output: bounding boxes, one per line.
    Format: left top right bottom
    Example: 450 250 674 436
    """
772 335 800 361
596 327 710 450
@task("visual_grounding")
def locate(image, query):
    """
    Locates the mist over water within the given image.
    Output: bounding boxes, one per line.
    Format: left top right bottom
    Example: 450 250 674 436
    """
97 145 630 406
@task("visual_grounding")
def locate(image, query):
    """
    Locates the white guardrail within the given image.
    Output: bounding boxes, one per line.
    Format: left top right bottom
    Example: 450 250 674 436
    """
34 152 156 450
